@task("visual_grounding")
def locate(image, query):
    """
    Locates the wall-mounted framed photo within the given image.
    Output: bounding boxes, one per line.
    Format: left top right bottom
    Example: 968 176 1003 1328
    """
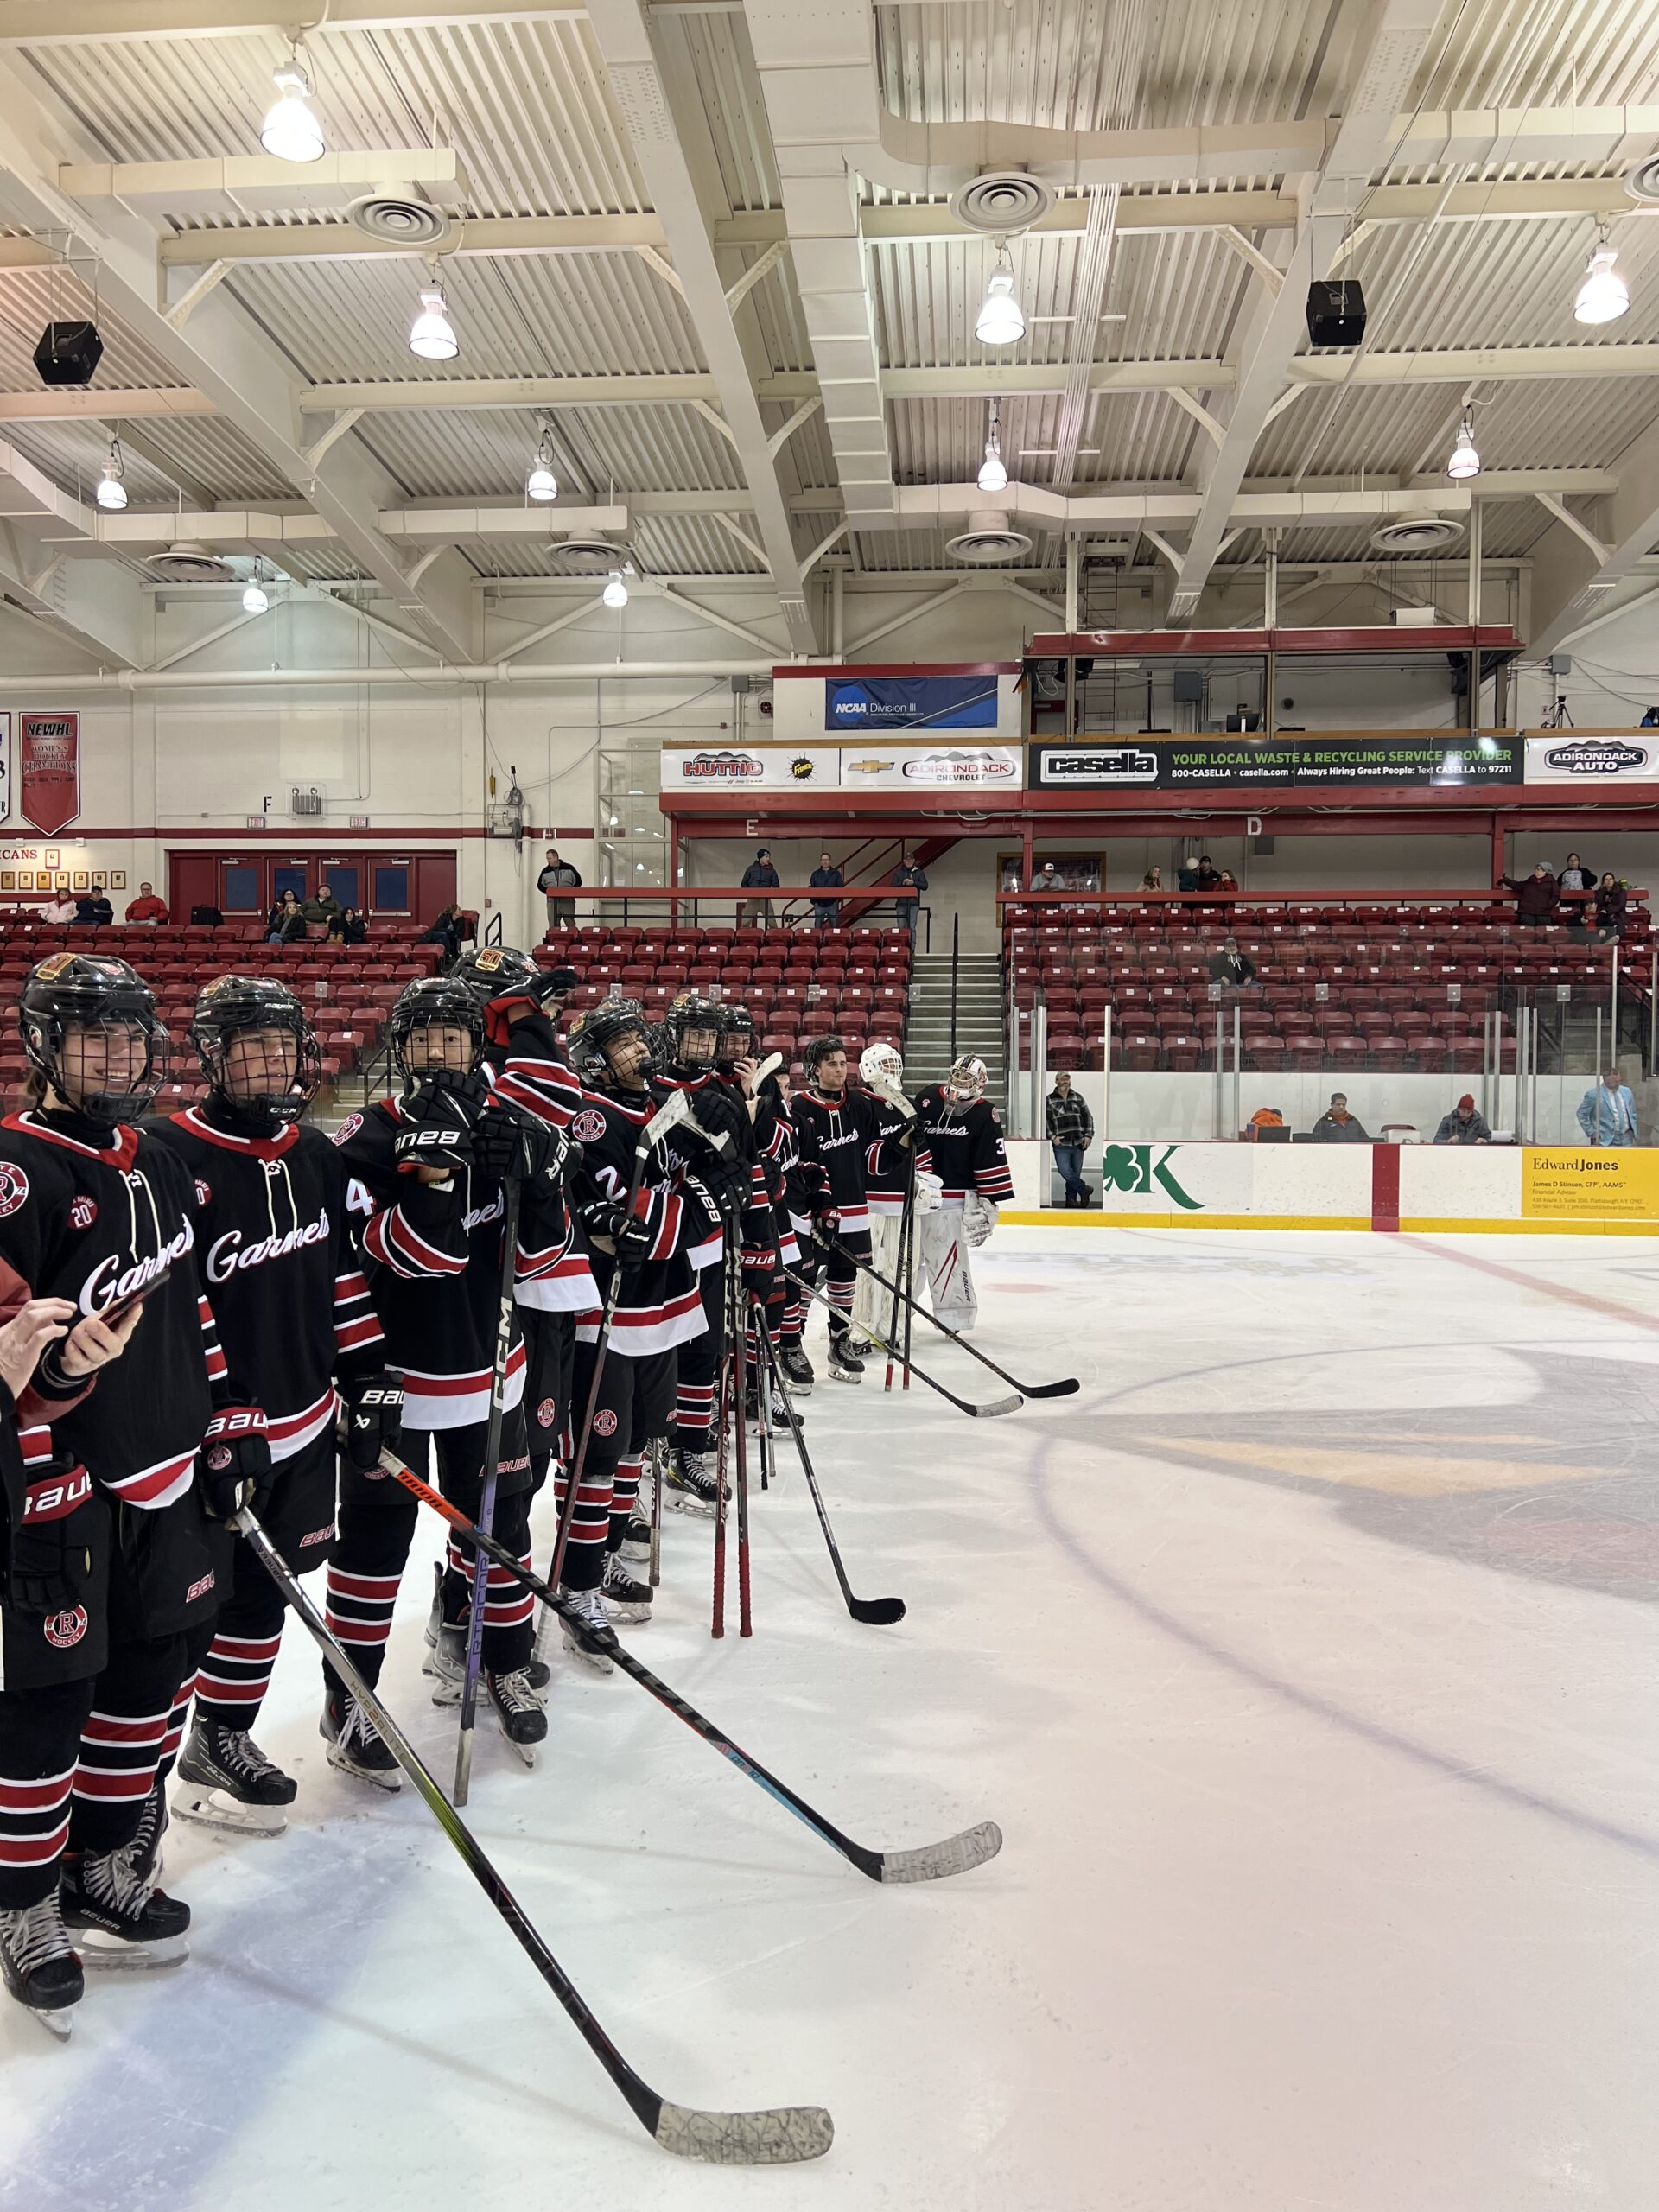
44 848 59 868
0 872 16 892
110 871 127 891
52 870 69 890
72 869 89 892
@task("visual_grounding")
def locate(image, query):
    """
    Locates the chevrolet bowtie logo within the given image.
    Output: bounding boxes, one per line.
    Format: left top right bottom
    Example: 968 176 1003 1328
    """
847 759 895 774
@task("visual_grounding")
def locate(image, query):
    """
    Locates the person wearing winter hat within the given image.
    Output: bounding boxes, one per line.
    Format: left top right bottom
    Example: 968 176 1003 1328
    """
1433 1094 1492 1144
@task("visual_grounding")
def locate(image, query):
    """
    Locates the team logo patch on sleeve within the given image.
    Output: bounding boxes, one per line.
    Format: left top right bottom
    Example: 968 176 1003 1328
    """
70 1193 97 1230
0 1162 29 1219
194 1179 212 1208
591 1408 619 1437
572 1109 607 1144
537 1397 556 1427
334 1113 365 1146
43 1605 88 1649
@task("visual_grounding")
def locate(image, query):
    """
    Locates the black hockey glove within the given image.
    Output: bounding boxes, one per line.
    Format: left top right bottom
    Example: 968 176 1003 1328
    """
810 1202 842 1249
471 1106 571 1189
7 1459 95 1614
340 1372 404 1474
684 1081 746 1154
393 1077 485 1176
576 1195 654 1265
195 1406 273 1523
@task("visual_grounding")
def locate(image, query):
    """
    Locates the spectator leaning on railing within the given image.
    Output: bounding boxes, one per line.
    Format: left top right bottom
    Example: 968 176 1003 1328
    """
1046 1071 1094 1206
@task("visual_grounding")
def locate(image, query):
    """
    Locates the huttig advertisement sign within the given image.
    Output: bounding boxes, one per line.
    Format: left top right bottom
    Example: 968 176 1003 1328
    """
18 712 79 835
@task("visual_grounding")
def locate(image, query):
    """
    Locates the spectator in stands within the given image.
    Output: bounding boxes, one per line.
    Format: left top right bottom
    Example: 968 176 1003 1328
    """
1594 871 1628 939
124 880 168 925
266 889 305 945
1177 855 1200 893
1433 1094 1491 1145
73 885 113 927
1207 933 1257 990
1195 855 1222 893
891 851 929 936
1558 851 1595 902
41 892 78 925
537 847 582 929
1139 866 1162 893
331 904 369 946
1030 860 1065 895
1247 1105 1285 1140
1578 1069 1638 1146
302 884 343 929
1217 868 1239 893
740 847 780 926
1310 1092 1369 1141
1501 861 1559 928
420 900 468 965
809 851 843 928
1046 1071 1094 1207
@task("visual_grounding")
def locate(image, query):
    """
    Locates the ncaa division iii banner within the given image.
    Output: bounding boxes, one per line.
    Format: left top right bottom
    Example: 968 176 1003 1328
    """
825 675 998 732
19 712 79 835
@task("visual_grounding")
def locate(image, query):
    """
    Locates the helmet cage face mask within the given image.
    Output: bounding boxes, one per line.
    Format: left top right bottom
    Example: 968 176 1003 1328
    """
389 982 486 1087
21 957 168 1128
945 1054 988 1100
193 987 319 1128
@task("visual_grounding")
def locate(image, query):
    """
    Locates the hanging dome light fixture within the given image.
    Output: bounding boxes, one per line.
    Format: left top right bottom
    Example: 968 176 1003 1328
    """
260 42 325 163
975 239 1026 347
409 269 459 361
977 397 1008 491
95 436 127 512
525 419 558 503
602 570 629 610
242 559 270 614
1446 404 1481 480
1574 221 1630 324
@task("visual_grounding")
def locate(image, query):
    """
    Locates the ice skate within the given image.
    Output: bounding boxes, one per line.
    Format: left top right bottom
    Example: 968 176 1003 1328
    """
175 1718 296 1839
321 1688 401 1792
777 1341 815 1395
620 1514 652 1564
60 1834 191 1970
0 1895 82 2038
827 1335 865 1384
601 1552 652 1624
746 1380 802 1432
559 1584 618 1675
665 1446 725 1517
423 1618 467 1704
486 1669 548 1764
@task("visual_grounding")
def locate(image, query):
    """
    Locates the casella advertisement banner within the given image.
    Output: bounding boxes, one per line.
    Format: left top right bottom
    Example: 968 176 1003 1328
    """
1029 736 1522 791
824 675 998 732
1524 735 1659 784
18 711 79 834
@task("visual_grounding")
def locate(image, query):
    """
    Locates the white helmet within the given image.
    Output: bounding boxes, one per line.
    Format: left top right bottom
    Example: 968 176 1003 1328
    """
860 1041 903 1088
946 1053 988 1099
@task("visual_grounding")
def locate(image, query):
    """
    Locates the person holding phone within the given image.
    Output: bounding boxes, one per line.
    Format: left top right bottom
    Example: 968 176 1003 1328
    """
143 976 402 1839
0 952 272 2016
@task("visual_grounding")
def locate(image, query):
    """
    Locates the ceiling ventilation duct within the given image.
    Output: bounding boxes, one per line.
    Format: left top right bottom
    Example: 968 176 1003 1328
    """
550 532 621 573
346 184 450 247
945 510 1035 564
1624 155 1659 205
948 173 1055 235
1368 511 1464 556
145 543 237 583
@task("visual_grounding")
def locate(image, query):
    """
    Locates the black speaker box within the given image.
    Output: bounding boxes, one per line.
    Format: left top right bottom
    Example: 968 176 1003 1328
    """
34 321 104 386
1305 280 1365 348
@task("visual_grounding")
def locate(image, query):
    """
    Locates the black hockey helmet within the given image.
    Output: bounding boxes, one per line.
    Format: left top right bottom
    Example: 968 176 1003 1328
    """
665 990 724 1070
387 976 486 1088
568 995 655 1086
715 1001 754 1072
190 974 321 1131
19 951 169 1127
803 1032 849 1083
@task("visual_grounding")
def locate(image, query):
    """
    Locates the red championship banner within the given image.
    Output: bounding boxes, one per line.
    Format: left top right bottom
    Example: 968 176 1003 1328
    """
18 712 79 835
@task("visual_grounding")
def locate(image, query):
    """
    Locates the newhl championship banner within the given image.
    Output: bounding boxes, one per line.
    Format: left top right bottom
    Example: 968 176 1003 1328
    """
18 711 79 834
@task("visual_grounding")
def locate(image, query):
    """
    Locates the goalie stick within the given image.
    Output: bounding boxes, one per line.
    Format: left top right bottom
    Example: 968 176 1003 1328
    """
380 1446 1003 1885
828 1237 1079 1400
234 1504 832 2164
784 1267 1021 1420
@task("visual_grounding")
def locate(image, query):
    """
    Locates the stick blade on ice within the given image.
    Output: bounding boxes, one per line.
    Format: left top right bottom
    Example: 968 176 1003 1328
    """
1020 1376 1080 1399
652 2100 835 2164
877 1819 1004 1885
972 1394 1024 1419
849 1595 907 1625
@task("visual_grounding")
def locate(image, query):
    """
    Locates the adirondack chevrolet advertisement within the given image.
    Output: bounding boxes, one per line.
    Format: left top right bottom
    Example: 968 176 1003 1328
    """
662 744 1022 791
1029 736 1522 789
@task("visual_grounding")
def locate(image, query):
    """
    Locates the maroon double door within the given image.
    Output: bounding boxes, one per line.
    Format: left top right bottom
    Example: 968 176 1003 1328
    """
168 849 457 925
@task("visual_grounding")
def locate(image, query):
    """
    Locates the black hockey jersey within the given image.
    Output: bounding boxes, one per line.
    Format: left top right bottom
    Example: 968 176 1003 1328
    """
480 1011 596 1317
912 1088 1014 1207
568 1082 705 1356
752 1078 802 1267
142 1103 385 1460
335 1098 526 1430
789 1084 878 1240
861 1086 931 1217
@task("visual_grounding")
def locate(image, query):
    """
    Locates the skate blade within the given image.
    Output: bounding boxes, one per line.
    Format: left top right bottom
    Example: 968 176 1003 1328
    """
559 1632 616 1676
603 1603 652 1625
428 1679 462 1707
30 2002 77 2041
322 1742 402 1793
175 1786 288 1840
493 1724 543 1767
73 1928 189 1972
666 1493 719 1519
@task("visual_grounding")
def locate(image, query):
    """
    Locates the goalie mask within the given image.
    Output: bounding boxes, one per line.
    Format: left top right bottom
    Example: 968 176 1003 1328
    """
945 1054 988 1100
859 1042 904 1091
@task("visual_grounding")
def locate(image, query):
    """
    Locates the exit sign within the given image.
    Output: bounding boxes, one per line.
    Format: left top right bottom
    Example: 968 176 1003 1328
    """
348 815 370 829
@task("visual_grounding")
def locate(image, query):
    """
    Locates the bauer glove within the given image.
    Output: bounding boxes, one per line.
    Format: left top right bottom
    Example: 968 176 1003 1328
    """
8 1458 96 1614
340 1373 404 1474
195 1406 272 1522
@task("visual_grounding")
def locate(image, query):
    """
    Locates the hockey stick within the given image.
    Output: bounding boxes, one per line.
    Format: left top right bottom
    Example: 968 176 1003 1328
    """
711 1258 730 1640
233 1504 832 2161
724 1216 753 1636
453 1176 523 1804
830 1237 1079 1400
758 1308 905 1626
382 1448 1002 1885
648 1433 664 1589
783 1267 1021 1420
548 1085 697 1599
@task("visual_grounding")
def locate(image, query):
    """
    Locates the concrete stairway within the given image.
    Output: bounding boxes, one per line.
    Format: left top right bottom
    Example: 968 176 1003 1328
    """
904 952 1007 1109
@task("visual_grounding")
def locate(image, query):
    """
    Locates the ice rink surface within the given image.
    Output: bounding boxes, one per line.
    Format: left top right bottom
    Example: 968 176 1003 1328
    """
4 1227 1659 2211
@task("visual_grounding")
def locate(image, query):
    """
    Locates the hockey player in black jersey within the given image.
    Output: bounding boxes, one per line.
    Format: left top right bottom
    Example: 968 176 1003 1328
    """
911 1054 1014 1331
791 1034 879 1383
562 1001 743 1649
143 976 400 1837
325 976 566 1777
0 954 270 2010
728 1007 812 1396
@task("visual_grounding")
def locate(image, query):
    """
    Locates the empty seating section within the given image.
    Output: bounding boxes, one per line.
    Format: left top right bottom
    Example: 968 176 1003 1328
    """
540 921 913 1077
0 918 443 1104
1006 898 1654 1074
